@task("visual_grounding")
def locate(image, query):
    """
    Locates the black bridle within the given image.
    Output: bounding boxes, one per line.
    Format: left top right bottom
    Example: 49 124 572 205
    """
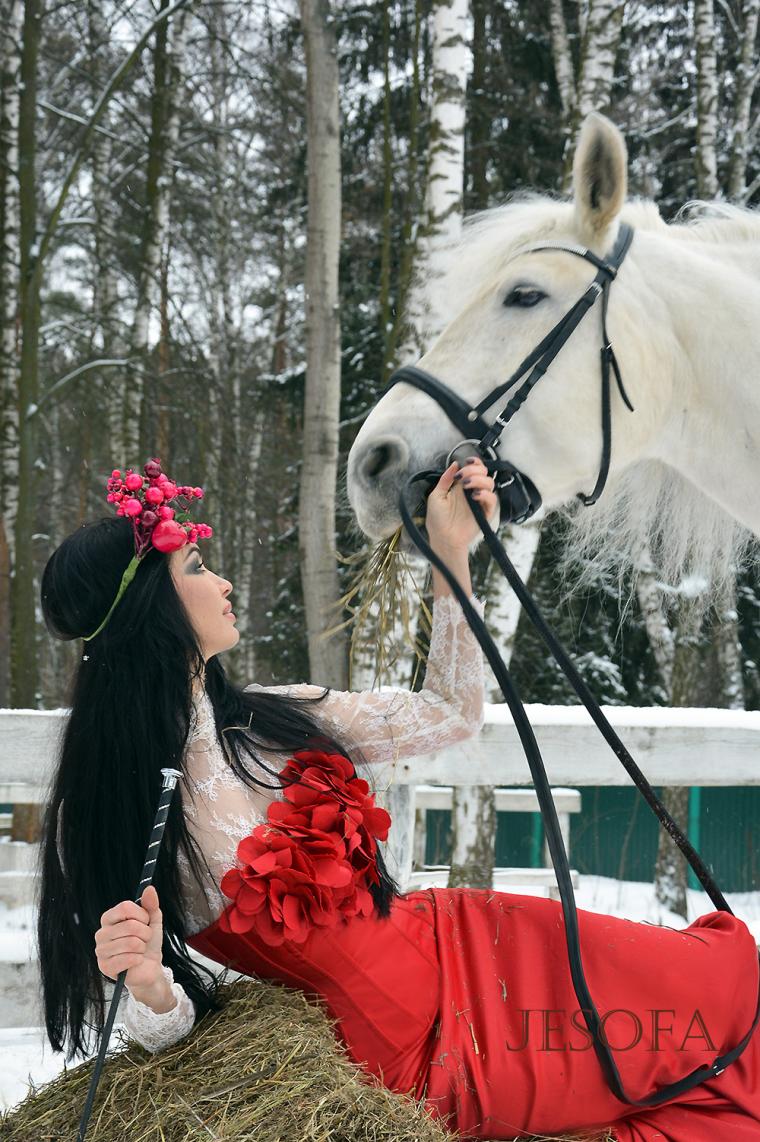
381 221 636 523
375 222 760 1108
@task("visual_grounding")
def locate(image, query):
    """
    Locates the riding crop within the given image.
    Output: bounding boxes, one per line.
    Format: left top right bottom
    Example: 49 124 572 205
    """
76 767 184 1141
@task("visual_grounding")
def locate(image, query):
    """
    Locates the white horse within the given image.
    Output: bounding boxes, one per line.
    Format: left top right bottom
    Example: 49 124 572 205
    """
346 113 760 597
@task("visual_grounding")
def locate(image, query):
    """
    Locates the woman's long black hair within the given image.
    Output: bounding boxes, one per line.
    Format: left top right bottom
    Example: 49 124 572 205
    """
38 515 400 1061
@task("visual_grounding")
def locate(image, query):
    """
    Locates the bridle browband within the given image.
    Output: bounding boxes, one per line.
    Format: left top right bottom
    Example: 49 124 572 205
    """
369 221 760 1107
380 221 635 523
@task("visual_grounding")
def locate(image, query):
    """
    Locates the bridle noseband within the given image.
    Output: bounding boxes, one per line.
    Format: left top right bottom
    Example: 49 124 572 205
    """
380 222 635 523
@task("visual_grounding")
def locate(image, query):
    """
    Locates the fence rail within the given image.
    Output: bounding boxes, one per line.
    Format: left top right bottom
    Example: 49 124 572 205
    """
1 703 759 898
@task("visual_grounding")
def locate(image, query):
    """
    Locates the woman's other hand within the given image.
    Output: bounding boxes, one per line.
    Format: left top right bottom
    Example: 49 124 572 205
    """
95 884 175 1010
425 455 499 552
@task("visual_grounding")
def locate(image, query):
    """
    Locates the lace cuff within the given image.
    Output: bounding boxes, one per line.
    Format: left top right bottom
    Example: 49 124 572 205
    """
122 964 196 1053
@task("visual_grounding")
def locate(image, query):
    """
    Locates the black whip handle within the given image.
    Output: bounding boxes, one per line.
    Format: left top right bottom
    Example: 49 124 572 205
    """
76 768 183 1141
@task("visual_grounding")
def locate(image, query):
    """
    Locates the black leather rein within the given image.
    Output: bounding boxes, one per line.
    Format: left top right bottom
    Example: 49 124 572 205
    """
376 222 760 1107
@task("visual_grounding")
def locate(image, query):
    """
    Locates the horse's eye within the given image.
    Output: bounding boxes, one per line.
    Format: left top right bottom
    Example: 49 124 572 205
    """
503 286 546 308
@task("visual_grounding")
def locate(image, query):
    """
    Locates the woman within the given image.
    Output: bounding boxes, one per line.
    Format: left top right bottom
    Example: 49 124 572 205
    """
38 458 760 1142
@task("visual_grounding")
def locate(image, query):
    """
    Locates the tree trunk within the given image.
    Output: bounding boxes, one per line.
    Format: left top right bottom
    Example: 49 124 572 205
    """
378 0 393 374
653 601 703 917
382 0 421 381
561 0 625 189
728 0 760 200
87 0 120 483
131 0 190 464
482 518 543 702
634 540 674 694
396 0 470 361
549 0 576 127
714 575 745 710
298 0 348 688
469 0 489 205
694 0 719 199
12 0 41 708
0 0 24 708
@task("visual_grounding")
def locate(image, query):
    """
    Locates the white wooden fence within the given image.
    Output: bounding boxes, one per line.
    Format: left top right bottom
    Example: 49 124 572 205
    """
2 701 759 903
1 702 759 1027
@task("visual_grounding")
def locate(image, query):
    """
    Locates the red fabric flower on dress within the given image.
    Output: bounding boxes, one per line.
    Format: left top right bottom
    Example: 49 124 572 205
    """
218 748 392 946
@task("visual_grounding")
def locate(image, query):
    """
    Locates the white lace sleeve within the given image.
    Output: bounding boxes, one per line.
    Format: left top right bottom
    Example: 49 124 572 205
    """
122 964 196 1053
245 592 486 766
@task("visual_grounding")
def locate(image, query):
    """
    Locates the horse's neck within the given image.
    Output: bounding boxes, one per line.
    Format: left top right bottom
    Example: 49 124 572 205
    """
647 236 760 536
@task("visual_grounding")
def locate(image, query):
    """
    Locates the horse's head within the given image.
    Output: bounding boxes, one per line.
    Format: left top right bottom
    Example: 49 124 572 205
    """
348 114 666 544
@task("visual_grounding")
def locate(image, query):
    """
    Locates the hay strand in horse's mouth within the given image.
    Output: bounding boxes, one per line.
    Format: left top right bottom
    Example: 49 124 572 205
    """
322 522 434 690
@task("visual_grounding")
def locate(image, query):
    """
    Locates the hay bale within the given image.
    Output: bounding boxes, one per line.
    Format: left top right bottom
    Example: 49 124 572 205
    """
0 979 614 1141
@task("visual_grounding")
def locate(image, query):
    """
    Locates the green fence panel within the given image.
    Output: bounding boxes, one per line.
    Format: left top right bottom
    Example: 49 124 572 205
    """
424 788 759 893
424 808 538 868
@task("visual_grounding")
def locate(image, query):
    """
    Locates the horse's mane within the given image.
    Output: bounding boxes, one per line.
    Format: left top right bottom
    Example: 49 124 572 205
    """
425 192 760 608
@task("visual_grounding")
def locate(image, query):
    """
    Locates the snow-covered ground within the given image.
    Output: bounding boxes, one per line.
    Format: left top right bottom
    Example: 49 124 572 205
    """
1 876 759 1113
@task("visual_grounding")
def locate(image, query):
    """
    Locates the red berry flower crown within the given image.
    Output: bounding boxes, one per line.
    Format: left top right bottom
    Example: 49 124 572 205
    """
83 457 213 642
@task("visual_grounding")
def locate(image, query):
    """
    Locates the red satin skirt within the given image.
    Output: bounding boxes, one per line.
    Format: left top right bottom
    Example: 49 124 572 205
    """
187 888 760 1140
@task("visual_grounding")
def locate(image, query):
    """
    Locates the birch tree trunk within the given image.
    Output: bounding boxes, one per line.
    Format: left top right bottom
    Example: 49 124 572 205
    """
396 0 470 362
382 0 421 382
0 0 23 707
560 0 625 189
714 575 745 710
653 601 703 917
694 0 719 199
728 0 760 200
482 518 543 701
549 0 576 128
298 0 348 688
634 540 674 694
0 0 23 545
387 0 489 890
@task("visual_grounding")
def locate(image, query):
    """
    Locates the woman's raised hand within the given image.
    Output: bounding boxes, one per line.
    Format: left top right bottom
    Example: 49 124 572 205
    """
425 455 499 552
95 884 165 993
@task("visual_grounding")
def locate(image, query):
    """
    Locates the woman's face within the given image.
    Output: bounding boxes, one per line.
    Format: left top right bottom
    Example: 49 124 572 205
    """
169 542 239 662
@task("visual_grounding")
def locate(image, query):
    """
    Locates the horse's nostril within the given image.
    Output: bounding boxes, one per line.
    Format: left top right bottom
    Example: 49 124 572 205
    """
360 440 404 482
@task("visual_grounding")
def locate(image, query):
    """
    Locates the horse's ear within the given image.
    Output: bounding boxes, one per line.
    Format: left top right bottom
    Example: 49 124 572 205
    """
572 113 627 244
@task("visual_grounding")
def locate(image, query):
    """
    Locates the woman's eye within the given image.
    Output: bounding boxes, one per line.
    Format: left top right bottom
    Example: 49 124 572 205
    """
503 286 546 308
196 562 206 572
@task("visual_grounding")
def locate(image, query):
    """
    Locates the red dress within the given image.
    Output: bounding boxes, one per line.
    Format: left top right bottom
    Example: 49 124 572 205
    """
186 747 760 1141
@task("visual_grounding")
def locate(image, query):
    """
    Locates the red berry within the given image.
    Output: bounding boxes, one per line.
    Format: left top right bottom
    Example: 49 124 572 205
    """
151 519 189 552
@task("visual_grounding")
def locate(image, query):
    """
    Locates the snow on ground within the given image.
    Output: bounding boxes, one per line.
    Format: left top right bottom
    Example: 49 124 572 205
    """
1 876 758 1113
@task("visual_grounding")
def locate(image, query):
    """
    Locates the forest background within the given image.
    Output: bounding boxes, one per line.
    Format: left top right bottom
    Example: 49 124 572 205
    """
1 0 759 903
